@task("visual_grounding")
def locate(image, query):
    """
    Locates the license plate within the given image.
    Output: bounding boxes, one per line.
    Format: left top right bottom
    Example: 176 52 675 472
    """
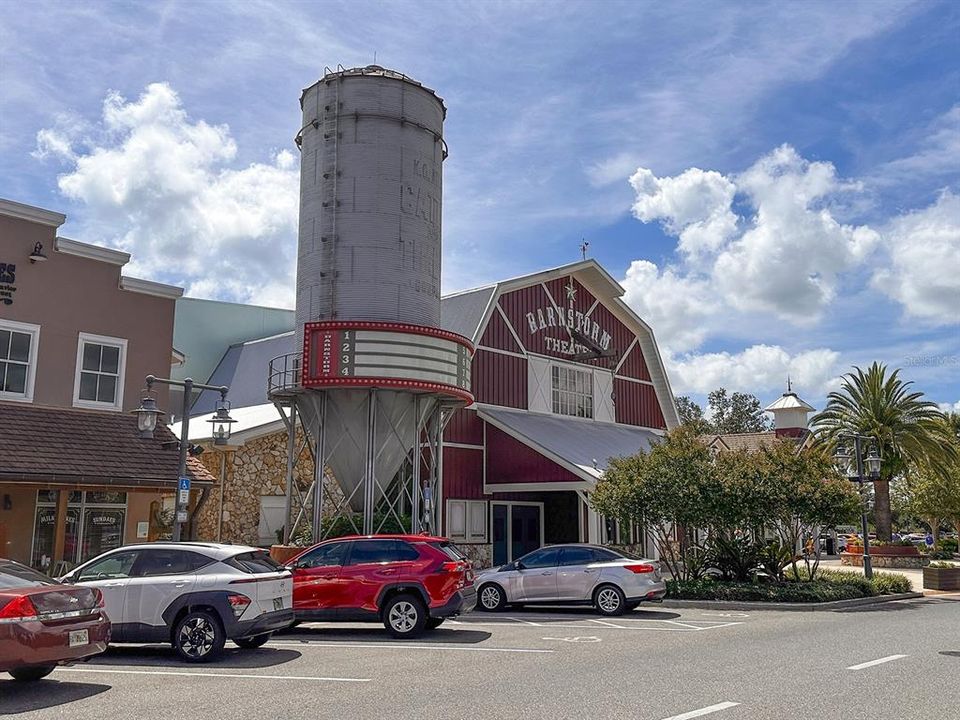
273 597 283 611
68 629 88 648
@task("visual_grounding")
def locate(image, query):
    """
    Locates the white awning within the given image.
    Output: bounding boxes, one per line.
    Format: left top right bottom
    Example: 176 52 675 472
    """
477 406 662 484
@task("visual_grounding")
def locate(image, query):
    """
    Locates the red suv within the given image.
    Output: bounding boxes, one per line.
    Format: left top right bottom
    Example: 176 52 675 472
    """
286 534 475 638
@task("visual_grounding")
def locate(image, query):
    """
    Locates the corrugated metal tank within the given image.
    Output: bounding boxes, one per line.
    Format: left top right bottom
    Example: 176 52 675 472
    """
295 65 446 338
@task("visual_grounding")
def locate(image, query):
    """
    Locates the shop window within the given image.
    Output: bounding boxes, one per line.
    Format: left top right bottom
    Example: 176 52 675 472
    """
74 333 127 410
551 364 593 419
446 500 488 544
0 320 39 402
32 491 127 570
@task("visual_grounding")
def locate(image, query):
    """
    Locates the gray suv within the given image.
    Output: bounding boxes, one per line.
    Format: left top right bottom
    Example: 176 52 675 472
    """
474 544 666 616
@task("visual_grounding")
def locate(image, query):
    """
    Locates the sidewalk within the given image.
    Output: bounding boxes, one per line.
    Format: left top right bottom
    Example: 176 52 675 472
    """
818 558 924 593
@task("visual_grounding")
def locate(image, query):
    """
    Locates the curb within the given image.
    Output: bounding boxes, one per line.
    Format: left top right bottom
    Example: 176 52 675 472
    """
657 591 923 612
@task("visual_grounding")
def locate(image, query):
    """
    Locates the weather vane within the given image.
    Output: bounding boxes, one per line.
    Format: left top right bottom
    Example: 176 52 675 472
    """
580 239 589 260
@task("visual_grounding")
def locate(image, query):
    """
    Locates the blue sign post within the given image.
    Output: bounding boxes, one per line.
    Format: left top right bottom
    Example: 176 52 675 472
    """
179 477 191 491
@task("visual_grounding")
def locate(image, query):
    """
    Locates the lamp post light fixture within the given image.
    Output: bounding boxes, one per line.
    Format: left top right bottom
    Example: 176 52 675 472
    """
833 433 882 579
131 374 232 542
208 400 237 446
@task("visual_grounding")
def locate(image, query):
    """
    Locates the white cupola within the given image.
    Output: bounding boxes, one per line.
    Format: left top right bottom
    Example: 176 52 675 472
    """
764 379 815 438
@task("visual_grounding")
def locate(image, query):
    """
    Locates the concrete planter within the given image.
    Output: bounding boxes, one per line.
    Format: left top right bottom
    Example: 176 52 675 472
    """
269 544 302 565
923 566 960 591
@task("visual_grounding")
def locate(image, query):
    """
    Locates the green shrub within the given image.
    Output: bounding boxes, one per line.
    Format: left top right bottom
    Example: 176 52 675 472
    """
869 572 911 595
928 561 960 569
938 538 958 553
666 578 873 603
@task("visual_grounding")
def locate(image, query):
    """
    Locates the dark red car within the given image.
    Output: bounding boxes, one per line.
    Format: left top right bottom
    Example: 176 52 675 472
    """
286 534 476 638
0 559 110 681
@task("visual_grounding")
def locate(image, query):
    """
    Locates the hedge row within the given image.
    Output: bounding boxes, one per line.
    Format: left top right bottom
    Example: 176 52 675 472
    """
667 569 911 603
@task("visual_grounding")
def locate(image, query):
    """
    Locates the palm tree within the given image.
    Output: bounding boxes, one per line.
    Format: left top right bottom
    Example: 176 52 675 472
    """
812 362 954 540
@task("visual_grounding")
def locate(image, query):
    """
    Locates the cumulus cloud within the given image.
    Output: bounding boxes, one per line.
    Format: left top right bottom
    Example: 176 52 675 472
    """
629 167 738 258
714 145 879 320
873 191 960 324
621 259 716 353
939 400 960 414
36 83 299 306
626 145 881 326
666 344 841 397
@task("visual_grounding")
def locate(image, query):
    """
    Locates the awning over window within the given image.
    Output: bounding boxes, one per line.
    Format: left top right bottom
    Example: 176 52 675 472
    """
477 406 662 483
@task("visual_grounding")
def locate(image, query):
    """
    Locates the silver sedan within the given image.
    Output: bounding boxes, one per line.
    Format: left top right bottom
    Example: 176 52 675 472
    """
474 544 666 616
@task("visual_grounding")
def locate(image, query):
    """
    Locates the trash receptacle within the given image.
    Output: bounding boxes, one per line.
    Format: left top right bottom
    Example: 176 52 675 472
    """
824 537 836 555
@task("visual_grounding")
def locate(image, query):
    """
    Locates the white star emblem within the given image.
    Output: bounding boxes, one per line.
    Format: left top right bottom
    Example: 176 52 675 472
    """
565 280 576 303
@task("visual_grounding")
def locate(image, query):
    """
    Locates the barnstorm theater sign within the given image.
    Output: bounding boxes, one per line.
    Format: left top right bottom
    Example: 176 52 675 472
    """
524 304 612 356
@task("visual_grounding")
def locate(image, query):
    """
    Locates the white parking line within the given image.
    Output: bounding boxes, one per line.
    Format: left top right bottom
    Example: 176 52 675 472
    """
270 641 554 654
450 618 743 632
846 654 908 671
662 701 740 719
56 667 369 683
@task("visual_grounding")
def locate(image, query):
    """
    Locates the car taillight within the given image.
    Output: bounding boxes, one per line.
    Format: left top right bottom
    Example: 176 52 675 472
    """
227 593 251 618
440 562 461 573
93 588 105 608
0 595 38 623
625 564 656 574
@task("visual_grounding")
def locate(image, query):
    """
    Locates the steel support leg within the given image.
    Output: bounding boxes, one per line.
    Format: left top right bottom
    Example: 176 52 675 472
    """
283 403 297 545
312 392 327 543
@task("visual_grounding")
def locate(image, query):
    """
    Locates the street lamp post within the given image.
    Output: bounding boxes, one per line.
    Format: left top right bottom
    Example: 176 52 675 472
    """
132 375 235 542
833 434 882 580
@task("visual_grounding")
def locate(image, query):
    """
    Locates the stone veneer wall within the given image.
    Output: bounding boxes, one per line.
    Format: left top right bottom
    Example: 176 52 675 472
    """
194 427 344 547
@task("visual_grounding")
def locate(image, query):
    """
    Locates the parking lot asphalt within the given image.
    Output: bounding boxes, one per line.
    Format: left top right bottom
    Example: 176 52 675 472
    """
2 596 959 720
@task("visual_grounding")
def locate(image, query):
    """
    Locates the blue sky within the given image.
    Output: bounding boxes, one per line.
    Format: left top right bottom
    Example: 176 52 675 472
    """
1 0 957 411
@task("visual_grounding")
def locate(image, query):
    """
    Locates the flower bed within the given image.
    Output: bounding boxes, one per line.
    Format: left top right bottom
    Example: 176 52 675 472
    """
841 543 927 568
667 569 911 603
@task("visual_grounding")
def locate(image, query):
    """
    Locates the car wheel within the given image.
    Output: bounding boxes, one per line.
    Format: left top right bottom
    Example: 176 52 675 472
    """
477 583 507 612
8 665 55 681
594 584 627 617
173 609 226 662
234 632 272 649
425 618 444 631
383 594 427 639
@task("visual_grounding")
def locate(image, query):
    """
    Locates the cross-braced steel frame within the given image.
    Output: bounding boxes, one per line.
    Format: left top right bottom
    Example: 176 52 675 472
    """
273 388 459 545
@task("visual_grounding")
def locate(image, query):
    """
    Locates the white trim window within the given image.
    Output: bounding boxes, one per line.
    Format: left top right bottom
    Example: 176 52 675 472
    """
446 499 488 544
74 333 127 410
551 364 593 418
0 320 40 402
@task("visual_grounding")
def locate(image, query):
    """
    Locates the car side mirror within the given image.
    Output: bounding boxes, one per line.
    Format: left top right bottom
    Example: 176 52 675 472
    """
515 561 525 571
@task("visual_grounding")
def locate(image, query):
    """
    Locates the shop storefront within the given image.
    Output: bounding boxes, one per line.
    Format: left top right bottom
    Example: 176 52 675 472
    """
31 491 128 570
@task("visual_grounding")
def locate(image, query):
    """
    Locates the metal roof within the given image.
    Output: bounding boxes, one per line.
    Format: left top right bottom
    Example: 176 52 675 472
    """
764 391 816 412
477 406 662 482
440 286 496 342
192 331 295 414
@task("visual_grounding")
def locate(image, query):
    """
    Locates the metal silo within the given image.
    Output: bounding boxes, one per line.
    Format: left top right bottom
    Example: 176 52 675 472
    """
295 65 446 332
270 66 472 542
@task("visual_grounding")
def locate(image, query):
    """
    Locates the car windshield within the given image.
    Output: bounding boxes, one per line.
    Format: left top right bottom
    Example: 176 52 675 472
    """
225 550 285 574
0 560 56 589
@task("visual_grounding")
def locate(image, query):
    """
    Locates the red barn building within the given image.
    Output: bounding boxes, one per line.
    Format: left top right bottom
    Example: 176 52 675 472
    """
437 259 679 565
173 259 679 563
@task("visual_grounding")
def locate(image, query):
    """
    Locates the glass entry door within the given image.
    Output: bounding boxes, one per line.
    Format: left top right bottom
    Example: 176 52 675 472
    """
491 503 543 565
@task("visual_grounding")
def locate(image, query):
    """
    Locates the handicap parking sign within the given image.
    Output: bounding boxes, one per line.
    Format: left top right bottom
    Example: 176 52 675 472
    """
178 477 191 491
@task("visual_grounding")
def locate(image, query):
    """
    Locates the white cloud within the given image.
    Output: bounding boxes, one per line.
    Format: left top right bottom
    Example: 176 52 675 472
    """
629 167 738 258
873 191 960 324
625 145 881 326
36 83 299 306
621 259 716 353
939 400 960 414
713 145 880 321
667 344 841 397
